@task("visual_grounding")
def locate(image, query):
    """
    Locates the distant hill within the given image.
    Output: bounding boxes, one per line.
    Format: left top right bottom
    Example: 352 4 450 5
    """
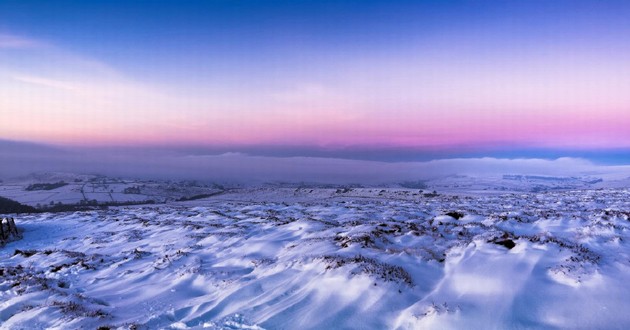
0 196 39 214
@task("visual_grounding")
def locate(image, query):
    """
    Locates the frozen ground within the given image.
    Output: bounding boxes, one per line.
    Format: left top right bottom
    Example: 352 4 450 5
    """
0 173 223 207
0 170 621 209
1 187 630 329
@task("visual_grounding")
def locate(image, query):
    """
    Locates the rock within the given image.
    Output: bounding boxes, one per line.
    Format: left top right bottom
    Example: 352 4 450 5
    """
445 211 464 220
494 239 516 249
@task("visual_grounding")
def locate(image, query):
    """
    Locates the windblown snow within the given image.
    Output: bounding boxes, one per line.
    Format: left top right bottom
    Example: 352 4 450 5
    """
2 188 630 329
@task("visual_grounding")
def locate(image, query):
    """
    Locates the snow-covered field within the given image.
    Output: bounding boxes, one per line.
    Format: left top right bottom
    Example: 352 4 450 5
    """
0 173 223 207
2 188 630 329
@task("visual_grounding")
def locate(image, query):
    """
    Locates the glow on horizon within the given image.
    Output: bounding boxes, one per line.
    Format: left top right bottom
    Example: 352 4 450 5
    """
2 1 630 152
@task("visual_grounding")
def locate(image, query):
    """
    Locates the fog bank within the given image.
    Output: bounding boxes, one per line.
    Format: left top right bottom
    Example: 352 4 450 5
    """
1 140 628 184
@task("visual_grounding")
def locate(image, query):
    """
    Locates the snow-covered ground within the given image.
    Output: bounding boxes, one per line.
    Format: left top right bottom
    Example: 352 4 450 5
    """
2 188 630 329
0 173 223 207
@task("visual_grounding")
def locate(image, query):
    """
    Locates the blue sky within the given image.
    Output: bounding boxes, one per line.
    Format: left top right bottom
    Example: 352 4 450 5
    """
2 1 630 163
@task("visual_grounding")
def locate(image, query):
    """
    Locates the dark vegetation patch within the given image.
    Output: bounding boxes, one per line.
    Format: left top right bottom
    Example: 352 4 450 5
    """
123 186 141 194
2 264 62 295
25 181 68 191
0 196 38 214
251 258 277 267
132 248 151 259
601 209 630 220
522 234 600 264
38 200 156 213
423 191 440 197
51 300 109 319
334 233 378 249
321 255 414 286
3 257 110 321
177 191 225 201
14 249 37 257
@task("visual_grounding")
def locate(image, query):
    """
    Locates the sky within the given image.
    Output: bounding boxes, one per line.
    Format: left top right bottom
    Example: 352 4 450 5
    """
2 0 630 164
